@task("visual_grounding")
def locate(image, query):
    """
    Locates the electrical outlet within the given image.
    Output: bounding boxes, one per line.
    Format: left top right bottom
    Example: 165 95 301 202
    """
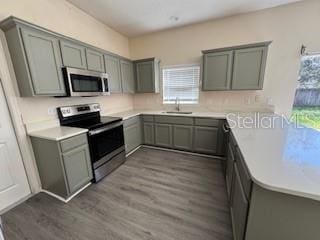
48 107 57 116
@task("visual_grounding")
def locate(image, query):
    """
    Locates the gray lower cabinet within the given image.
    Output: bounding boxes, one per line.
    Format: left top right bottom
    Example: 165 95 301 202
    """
202 50 233 91
193 126 219 155
86 48 105 72
202 42 270 91
124 116 142 153
60 40 87 69
173 125 193 151
121 60 135 93
155 123 173 148
104 54 122 93
230 163 249 240
62 144 92 194
143 122 155 145
31 133 93 199
226 141 235 199
134 58 160 93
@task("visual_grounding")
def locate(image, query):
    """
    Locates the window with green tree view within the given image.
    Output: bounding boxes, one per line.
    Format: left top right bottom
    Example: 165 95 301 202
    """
292 54 320 129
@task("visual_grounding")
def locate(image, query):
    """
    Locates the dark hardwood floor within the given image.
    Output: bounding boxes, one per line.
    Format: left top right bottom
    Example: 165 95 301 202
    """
2 147 233 240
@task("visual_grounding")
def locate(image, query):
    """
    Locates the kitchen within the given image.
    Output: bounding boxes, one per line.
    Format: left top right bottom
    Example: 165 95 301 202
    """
0 0 320 239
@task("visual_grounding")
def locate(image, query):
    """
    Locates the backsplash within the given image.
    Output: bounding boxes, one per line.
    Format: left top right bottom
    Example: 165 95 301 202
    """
133 91 275 113
18 94 134 125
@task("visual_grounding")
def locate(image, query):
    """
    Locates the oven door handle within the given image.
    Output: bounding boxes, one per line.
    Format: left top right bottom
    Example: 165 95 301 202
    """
88 121 123 136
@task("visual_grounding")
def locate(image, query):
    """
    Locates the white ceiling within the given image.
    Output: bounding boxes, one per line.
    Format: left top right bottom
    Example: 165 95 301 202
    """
67 0 301 37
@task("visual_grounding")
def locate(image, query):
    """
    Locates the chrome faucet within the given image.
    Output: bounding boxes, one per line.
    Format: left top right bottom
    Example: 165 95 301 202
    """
175 97 180 112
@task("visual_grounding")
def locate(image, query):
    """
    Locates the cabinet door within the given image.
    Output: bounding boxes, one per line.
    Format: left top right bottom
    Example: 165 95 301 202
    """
232 46 267 90
136 61 155 93
155 124 173 148
86 48 105 72
20 28 66 95
124 123 141 153
226 142 235 199
60 40 87 69
143 122 154 145
62 144 93 194
202 50 233 91
230 163 249 240
193 126 218 155
121 60 135 93
173 125 193 151
104 55 122 93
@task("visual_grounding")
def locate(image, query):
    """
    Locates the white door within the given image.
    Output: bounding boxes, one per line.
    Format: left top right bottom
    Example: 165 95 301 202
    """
0 80 30 212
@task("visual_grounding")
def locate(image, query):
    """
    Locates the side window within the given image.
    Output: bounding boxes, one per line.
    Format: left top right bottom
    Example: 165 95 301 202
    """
292 54 320 129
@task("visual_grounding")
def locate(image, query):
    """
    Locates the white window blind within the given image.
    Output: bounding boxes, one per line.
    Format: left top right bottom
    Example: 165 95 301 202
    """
163 65 200 104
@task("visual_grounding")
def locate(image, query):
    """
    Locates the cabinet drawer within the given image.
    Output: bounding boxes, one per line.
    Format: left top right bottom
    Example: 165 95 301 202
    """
154 115 193 125
60 134 88 153
124 116 140 128
142 115 154 122
195 118 221 127
235 147 252 200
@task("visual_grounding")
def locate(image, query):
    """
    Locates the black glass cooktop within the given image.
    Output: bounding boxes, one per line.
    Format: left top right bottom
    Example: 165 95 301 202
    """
64 116 122 130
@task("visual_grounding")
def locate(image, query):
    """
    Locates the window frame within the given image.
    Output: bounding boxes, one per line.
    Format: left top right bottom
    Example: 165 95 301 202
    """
162 64 201 105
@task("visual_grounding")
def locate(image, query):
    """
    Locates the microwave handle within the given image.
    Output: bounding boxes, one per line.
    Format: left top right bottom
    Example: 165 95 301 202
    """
102 77 110 95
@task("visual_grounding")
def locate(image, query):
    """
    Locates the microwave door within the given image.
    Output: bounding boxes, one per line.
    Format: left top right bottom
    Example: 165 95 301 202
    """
69 74 103 97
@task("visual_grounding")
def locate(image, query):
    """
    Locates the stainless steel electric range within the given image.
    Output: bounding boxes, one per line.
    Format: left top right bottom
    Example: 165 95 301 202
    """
57 103 125 182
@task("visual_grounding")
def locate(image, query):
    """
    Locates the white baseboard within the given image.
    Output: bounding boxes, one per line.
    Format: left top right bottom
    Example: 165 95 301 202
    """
125 145 142 157
41 182 91 203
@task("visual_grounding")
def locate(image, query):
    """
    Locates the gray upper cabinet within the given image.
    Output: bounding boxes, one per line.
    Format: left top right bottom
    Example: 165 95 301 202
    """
202 50 233 91
121 60 135 93
104 54 122 93
232 46 267 90
134 58 160 93
20 28 66 96
86 48 105 72
3 24 66 97
60 40 87 69
202 42 270 91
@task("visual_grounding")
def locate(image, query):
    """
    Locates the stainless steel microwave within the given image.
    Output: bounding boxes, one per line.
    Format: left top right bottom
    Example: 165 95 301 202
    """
62 67 110 97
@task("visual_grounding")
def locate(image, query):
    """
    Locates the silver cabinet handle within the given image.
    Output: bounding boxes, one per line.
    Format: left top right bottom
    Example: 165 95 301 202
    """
222 123 230 133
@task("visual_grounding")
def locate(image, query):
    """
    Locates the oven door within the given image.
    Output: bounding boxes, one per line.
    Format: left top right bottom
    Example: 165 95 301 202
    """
64 67 105 97
88 121 125 169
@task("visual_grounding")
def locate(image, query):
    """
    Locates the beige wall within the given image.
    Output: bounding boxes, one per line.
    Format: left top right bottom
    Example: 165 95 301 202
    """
0 0 134 126
0 0 134 192
130 0 320 116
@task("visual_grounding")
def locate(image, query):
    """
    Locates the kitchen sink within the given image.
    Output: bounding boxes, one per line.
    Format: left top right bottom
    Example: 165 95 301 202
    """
162 111 193 114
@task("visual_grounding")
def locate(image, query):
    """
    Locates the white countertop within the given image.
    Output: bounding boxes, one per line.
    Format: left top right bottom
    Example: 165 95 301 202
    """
228 113 320 201
28 126 88 141
107 110 320 201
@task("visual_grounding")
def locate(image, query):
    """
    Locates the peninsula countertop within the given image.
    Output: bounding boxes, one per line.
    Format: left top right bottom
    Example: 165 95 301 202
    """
106 110 320 201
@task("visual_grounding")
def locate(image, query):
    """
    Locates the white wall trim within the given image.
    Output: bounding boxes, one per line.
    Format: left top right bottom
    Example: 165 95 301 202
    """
0 30 41 194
